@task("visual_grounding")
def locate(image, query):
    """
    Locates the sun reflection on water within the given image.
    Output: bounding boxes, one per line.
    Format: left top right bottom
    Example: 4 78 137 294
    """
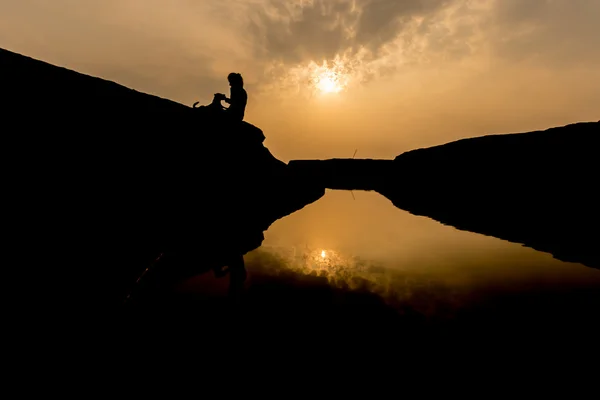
245 244 464 321
254 245 375 287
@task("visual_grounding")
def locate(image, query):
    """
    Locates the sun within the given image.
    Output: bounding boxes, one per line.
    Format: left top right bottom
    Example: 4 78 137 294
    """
314 70 345 94
316 75 341 94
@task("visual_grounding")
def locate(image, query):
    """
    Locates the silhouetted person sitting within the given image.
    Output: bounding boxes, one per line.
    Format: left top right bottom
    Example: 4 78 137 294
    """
222 72 247 122
192 73 247 122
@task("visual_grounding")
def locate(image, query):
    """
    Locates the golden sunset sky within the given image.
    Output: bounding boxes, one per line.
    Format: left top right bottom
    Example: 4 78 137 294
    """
1 0 599 161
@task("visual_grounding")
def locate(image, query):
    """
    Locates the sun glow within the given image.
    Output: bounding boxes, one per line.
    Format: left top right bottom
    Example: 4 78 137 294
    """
315 72 343 94
308 59 351 95
269 54 364 98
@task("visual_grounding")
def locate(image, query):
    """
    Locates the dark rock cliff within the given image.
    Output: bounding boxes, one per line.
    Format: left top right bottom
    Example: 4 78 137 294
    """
1 47 324 310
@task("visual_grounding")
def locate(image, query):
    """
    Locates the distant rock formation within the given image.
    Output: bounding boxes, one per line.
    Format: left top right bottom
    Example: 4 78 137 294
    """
385 121 599 268
289 121 600 269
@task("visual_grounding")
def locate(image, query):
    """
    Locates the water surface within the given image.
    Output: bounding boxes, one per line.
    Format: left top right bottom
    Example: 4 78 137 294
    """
245 190 600 325
178 190 600 331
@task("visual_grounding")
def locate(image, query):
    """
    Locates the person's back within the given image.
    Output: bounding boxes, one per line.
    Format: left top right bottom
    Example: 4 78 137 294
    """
227 86 247 121
224 73 247 122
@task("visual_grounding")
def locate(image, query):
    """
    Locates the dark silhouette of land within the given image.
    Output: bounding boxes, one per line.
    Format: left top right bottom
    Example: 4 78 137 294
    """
289 121 600 269
2 48 324 312
3 48 599 354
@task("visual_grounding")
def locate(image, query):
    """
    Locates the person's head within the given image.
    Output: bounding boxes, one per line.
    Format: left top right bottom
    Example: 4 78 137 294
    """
227 72 244 88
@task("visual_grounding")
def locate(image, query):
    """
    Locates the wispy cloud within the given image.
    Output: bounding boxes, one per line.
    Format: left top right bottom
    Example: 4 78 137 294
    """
244 0 490 96
1 0 599 103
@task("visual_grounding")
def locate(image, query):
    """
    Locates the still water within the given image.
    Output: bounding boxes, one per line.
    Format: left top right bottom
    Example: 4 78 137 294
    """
180 190 600 328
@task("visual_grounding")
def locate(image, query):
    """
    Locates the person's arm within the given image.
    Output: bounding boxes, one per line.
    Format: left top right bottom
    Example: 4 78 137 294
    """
224 88 236 104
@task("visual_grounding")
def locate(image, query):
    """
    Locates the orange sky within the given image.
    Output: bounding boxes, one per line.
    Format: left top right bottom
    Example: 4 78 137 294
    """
1 0 599 161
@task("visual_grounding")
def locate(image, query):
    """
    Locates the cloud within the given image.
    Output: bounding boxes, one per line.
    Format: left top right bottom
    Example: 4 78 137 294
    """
355 0 451 52
246 1 349 64
243 0 488 98
240 0 600 100
488 0 600 66
247 0 452 63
